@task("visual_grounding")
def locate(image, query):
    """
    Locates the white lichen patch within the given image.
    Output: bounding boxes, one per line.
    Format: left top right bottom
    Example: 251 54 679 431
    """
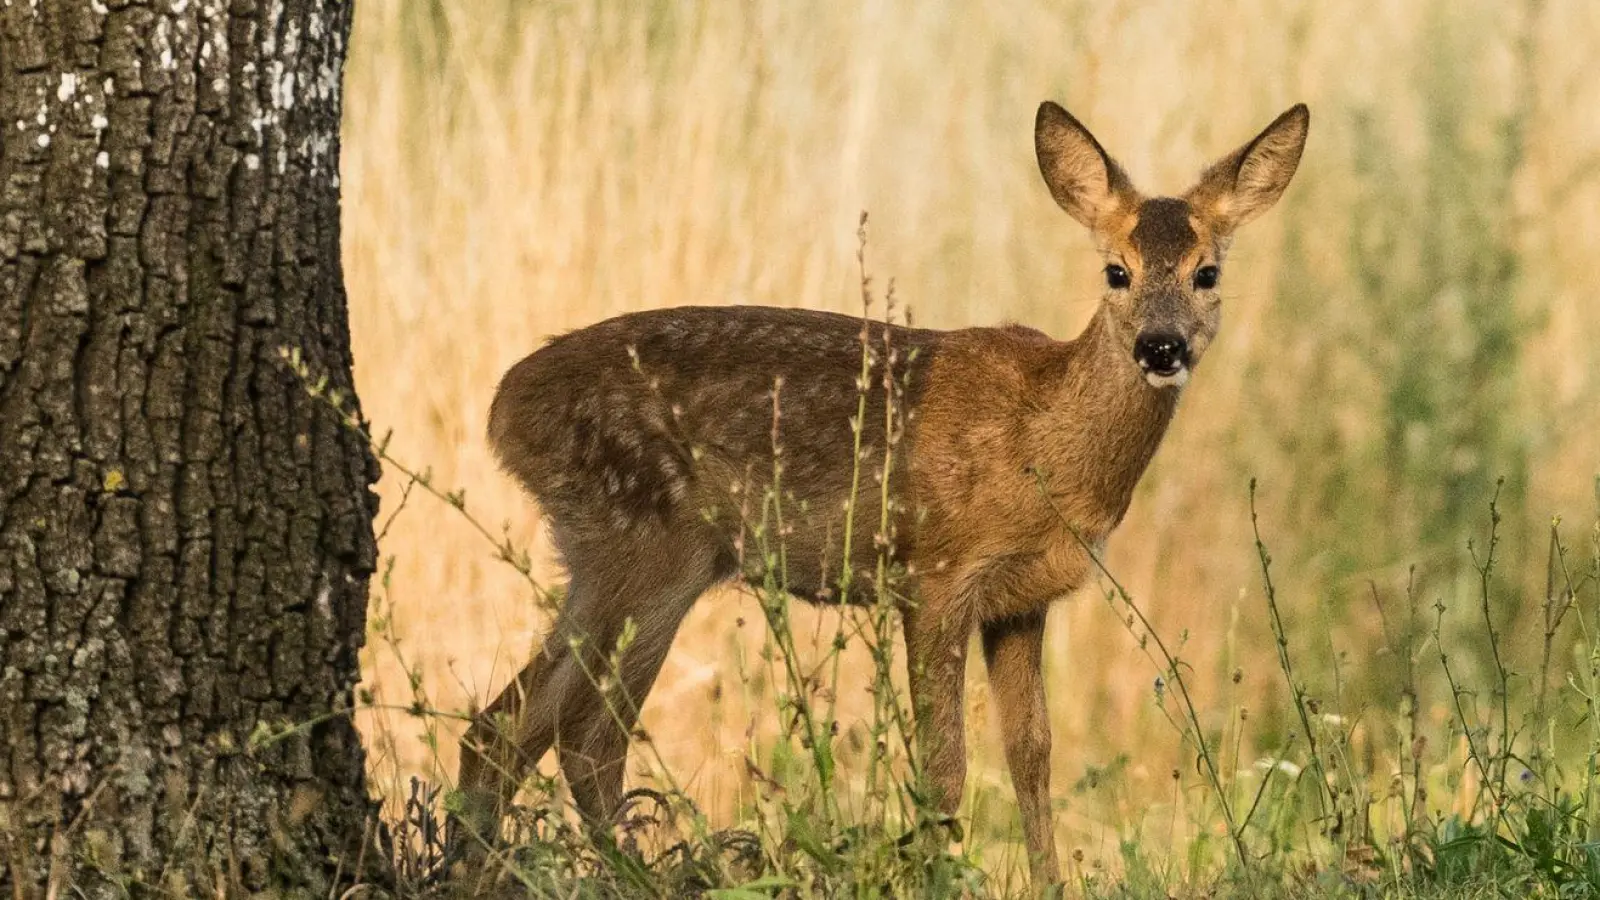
301 133 331 170
96 151 109 169
155 17 175 71
315 62 339 101
271 68 295 110
57 73 77 102
249 110 279 140
262 0 284 56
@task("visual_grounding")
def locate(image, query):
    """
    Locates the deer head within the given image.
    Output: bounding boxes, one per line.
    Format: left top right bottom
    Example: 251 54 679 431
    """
1035 102 1309 387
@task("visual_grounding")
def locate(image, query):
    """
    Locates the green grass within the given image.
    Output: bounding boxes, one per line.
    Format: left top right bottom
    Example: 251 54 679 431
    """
383 484 1599 899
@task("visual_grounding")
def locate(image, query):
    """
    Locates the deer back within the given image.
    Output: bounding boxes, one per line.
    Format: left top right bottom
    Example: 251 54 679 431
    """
489 305 942 599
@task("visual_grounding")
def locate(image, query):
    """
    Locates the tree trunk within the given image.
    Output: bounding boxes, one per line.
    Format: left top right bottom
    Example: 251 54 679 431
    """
0 1 378 895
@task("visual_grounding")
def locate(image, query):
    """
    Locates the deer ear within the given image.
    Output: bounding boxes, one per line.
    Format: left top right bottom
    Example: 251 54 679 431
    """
1035 102 1136 229
1187 104 1309 232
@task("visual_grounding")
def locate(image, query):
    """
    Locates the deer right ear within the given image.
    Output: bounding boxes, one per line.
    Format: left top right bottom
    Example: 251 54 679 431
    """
1035 102 1134 229
1186 104 1309 232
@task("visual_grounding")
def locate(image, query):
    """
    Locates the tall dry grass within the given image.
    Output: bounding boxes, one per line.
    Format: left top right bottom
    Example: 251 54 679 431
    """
339 0 1600 869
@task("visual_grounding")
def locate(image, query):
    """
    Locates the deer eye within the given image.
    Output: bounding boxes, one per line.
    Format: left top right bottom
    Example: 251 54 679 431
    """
1104 264 1131 290
1194 265 1220 290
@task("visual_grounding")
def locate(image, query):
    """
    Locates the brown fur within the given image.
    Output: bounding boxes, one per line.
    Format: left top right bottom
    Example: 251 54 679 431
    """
457 101 1309 887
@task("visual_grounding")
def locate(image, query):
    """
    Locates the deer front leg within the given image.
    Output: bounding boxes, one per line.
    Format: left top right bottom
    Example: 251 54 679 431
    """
902 581 972 817
981 610 1059 886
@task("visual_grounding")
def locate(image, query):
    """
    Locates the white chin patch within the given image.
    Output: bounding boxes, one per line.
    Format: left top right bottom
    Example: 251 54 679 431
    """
1144 367 1189 389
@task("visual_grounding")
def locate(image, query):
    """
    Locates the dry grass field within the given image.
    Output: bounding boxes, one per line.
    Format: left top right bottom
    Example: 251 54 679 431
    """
338 0 1600 884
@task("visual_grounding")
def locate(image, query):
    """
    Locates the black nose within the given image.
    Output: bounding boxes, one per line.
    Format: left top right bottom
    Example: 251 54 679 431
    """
1133 332 1188 374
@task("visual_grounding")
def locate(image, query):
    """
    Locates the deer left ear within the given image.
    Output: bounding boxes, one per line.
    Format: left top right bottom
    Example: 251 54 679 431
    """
1186 104 1309 232
1035 101 1138 230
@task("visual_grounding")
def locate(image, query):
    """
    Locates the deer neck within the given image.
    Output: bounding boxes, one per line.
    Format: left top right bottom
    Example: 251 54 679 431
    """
1031 307 1182 533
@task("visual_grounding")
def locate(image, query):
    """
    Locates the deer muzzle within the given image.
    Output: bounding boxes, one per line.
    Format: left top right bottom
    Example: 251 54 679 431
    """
1133 331 1190 387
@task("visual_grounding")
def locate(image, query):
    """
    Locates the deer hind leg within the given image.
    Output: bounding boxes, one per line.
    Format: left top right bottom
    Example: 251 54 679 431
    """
454 589 603 847
554 609 685 828
456 527 724 841
456 646 561 847
546 531 724 829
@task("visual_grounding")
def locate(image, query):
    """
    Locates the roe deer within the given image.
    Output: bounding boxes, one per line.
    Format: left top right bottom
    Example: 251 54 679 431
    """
458 100 1308 885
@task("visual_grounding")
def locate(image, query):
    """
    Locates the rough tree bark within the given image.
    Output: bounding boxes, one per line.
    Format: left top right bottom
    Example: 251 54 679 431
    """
0 0 378 895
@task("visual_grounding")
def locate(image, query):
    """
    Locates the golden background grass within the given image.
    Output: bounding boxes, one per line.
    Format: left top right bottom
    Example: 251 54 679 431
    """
339 0 1600 870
